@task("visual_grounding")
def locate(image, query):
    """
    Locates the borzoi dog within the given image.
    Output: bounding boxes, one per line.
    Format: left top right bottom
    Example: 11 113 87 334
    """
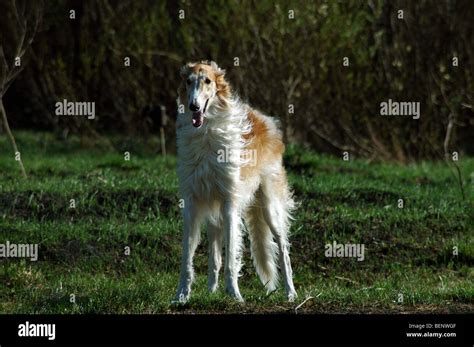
175 60 297 302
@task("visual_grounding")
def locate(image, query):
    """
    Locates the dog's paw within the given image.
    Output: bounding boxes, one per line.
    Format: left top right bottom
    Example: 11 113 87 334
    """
287 290 298 302
225 287 244 303
172 290 191 305
233 294 244 303
208 284 219 294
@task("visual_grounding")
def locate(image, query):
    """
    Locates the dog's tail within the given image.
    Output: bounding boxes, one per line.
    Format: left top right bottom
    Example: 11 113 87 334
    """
246 190 280 292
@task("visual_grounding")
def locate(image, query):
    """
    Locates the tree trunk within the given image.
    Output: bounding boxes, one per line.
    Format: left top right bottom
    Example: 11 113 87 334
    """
0 98 27 178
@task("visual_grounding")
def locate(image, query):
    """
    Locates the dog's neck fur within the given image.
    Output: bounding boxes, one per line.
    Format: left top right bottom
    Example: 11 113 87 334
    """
176 89 251 202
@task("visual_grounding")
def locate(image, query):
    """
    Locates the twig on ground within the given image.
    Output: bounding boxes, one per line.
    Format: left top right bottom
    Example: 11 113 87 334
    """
295 295 314 313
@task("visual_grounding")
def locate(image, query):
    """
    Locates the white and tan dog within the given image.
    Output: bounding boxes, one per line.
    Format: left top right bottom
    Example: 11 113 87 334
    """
175 60 296 302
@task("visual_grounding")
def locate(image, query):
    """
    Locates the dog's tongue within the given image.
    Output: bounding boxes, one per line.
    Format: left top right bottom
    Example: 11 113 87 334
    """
192 111 204 128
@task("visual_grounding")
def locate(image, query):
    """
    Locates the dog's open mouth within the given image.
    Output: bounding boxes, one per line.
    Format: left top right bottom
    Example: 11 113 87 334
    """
192 99 209 128
192 111 203 128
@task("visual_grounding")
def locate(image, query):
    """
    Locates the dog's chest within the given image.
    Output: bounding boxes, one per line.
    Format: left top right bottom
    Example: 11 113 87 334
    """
177 130 240 201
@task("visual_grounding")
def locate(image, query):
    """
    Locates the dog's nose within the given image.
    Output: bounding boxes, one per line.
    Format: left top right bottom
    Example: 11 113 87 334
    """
189 102 200 112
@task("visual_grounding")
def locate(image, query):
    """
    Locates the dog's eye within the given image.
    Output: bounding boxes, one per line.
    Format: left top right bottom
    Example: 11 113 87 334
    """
186 78 191 85
205 78 211 84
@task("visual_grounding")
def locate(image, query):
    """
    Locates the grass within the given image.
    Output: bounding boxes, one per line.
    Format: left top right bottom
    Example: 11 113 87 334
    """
0 131 473 313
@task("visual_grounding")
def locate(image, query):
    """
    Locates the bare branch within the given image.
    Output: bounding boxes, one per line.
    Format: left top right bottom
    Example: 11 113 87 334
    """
310 124 356 152
0 99 27 178
0 0 43 179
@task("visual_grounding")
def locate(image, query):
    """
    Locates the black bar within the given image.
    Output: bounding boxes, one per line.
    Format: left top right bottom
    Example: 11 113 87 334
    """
0 314 472 345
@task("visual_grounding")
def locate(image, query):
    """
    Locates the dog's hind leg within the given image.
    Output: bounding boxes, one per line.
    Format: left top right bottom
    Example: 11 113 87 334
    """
222 200 244 302
207 220 223 293
175 200 203 303
261 176 297 302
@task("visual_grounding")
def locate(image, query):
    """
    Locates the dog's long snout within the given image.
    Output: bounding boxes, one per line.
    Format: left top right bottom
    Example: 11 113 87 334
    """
189 102 200 112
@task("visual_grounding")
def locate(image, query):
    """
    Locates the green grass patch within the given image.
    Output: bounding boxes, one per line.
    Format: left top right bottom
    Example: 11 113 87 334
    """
0 132 473 313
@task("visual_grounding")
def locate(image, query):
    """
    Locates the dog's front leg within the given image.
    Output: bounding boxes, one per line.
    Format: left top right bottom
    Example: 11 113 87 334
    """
175 200 201 303
207 221 223 293
222 200 243 302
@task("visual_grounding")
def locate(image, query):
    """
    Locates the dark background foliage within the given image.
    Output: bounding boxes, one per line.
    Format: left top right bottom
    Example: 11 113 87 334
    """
1 0 473 160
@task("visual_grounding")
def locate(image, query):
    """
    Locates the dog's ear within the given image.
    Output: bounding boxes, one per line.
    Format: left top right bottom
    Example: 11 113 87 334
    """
210 61 226 77
180 62 197 79
180 64 190 79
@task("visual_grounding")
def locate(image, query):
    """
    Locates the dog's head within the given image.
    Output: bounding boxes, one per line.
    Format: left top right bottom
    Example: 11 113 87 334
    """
178 60 229 128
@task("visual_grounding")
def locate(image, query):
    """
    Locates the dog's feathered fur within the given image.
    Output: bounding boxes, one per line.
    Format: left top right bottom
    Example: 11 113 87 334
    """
175 60 297 302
